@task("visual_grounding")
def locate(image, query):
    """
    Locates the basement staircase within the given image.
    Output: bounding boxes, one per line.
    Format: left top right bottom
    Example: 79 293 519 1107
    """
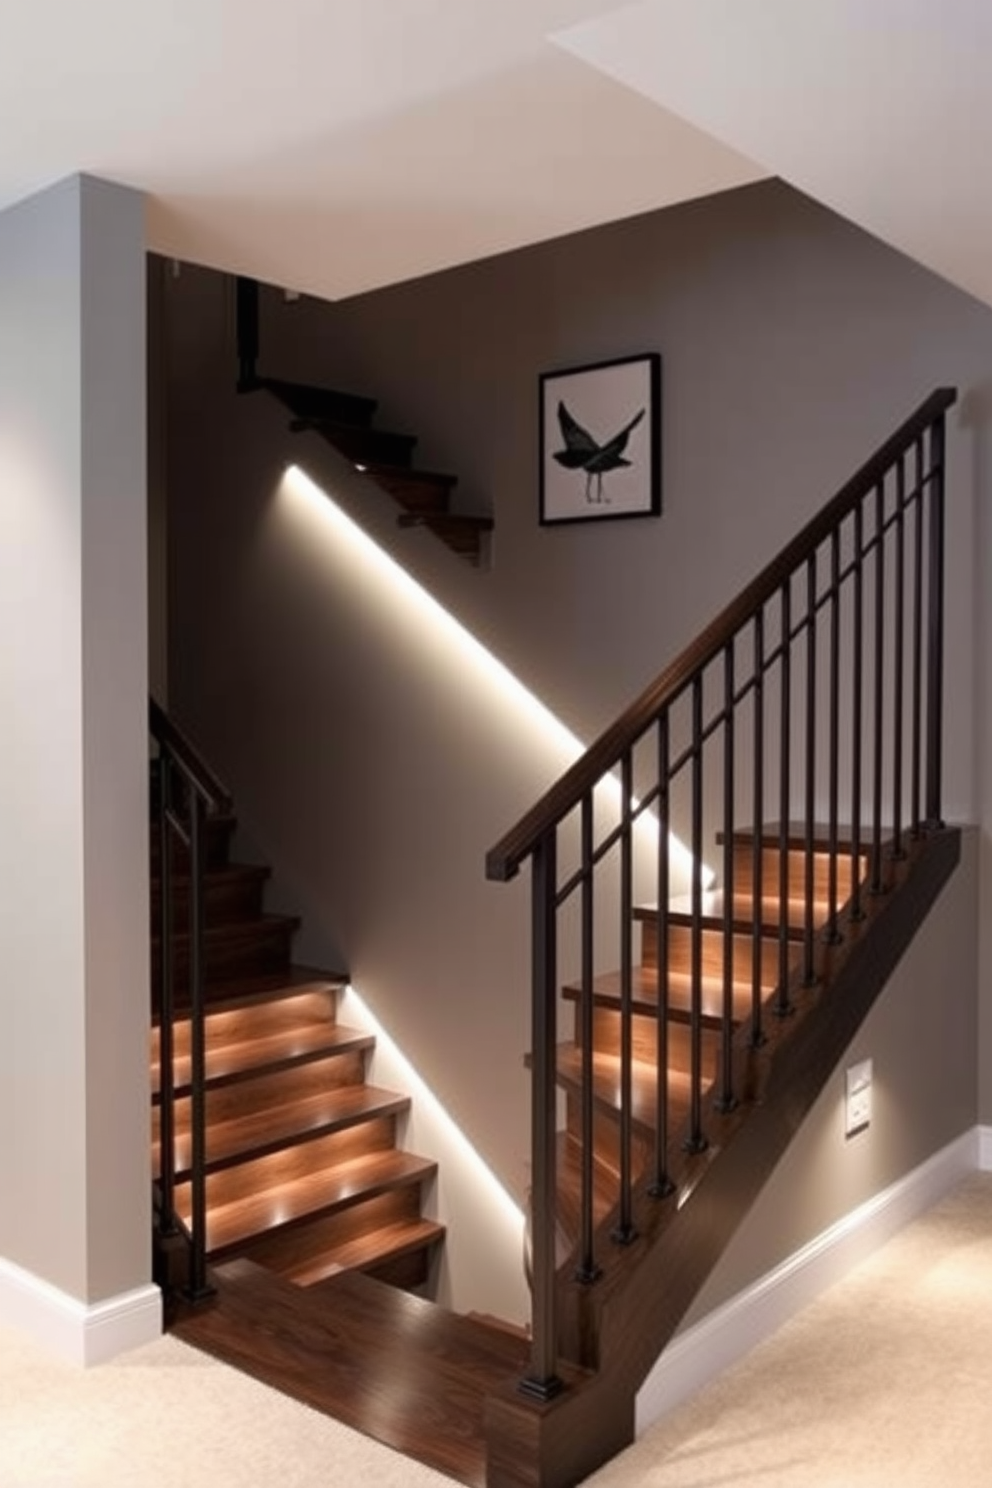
235 277 493 565
149 735 445 1302
154 389 962 1488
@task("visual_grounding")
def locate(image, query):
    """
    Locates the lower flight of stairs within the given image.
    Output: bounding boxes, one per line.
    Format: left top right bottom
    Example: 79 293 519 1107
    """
159 813 959 1488
152 808 445 1300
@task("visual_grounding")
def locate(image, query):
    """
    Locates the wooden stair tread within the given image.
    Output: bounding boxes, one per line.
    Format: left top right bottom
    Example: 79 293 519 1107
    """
151 1020 373 1096
555 1043 693 1133
365 462 458 492
563 964 757 1026
286 1216 446 1286
152 967 348 1026
166 1084 411 1174
719 821 875 853
172 1260 533 1487
289 418 418 467
150 861 269 888
151 910 300 949
649 891 813 936
190 1150 438 1256
260 376 377 427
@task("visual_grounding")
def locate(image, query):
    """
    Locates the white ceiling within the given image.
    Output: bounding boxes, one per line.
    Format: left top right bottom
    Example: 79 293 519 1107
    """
2 1 989 307
560 0 992 314
0 0 762 299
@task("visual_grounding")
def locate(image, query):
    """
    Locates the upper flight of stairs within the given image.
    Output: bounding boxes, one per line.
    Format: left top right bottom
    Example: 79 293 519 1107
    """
152 803 445 1298
244 373 494 565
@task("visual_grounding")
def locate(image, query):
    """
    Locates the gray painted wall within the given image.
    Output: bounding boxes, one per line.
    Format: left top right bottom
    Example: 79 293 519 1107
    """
167 179 989 1313
0 176 150 1304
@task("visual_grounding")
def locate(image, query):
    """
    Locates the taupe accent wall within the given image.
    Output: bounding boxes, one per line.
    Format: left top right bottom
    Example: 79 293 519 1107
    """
166 180 991 1310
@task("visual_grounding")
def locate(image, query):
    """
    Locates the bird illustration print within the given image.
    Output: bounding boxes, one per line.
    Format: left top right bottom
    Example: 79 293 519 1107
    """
554 400 646 503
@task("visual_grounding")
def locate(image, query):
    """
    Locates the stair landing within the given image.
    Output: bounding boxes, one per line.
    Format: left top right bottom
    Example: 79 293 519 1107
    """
171 1259 531 1487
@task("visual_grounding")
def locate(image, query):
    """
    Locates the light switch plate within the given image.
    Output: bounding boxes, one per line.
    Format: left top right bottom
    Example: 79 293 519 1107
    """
845 1058 873 1137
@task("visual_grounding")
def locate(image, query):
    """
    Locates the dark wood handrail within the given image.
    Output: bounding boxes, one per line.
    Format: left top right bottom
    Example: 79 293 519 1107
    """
149 696 232 815
486 387 956 882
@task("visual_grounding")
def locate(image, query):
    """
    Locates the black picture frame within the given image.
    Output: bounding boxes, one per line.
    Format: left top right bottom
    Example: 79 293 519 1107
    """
539 352 661 525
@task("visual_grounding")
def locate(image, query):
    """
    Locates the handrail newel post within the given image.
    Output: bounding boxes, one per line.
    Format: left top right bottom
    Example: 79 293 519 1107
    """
520 831 564 1402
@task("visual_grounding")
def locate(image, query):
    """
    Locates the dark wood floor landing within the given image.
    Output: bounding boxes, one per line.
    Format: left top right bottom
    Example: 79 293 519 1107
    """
170 1261 530 1487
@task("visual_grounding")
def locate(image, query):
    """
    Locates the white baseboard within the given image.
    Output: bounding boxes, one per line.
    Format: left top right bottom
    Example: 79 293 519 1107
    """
636 1125 979 1433
979 1125 992 1171
0 1255 161 1366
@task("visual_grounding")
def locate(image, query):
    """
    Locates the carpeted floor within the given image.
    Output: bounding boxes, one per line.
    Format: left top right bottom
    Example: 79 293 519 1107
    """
2 1173 991 1487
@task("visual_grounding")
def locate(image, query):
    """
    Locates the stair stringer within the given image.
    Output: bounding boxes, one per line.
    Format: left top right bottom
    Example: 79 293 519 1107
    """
484 826 961 1488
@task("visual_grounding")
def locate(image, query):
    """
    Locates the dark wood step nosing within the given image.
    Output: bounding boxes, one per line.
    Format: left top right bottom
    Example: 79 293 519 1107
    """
168 1090 412 1180
151 1028 375 1101
202 1156 440 1261
150 968 349 1027
560 977 743 1031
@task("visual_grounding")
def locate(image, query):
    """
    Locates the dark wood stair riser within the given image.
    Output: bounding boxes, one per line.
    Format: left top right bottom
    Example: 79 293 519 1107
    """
579 1010 721 1078
151 814 236 872
293 420 418 468
171 1046 369 1121
153 984 341 1058
183 1151 438 1260
152 916 299 1002
173 1117 402 1216
639 917 792 982
159 1087 410 1185
262 377 377 428
732 843 866 904
151 865 270 930
368 466 456 515
246 1185 432 1285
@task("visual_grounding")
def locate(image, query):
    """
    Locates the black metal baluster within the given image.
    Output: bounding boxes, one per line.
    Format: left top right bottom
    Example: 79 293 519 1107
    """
925 415 947 829
520 832 563 1401
803 555 817 986
751 611 766 1046
717 643 737 1111
235 276 260 390
156 754 177 1238
911 436 925 837
613 752 637 1243
186 794 213 1302
686 678 708 1153
650 714 674 1197
850 501 865 920
870 482 886 895
892 456 907 859
776 581 793 1017
826 527 842 943
576 795 600 1283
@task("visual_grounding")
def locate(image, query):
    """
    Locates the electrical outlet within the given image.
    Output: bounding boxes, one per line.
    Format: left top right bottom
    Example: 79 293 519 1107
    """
845 1058 873 1137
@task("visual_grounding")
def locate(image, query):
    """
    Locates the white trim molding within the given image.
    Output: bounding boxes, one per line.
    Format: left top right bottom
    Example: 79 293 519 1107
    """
636 1126 980 1433
0 1255 161 1366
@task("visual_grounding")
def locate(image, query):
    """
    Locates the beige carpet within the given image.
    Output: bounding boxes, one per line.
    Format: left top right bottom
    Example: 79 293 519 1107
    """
2 1173 991 1487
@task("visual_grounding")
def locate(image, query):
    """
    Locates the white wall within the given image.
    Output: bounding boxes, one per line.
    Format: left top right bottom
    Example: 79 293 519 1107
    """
167 179 992 1313
0 175 155 1357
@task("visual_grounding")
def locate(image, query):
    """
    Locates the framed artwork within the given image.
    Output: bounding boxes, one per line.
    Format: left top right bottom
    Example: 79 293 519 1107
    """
539 352 661 525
